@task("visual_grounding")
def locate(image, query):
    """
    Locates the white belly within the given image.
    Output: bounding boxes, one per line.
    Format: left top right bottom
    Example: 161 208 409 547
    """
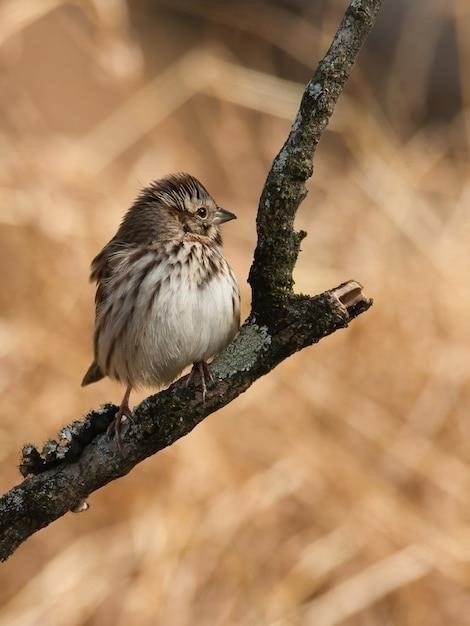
96 241 239 388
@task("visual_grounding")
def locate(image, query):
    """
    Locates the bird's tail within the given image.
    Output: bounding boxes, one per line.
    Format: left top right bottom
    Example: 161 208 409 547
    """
81 361 104 386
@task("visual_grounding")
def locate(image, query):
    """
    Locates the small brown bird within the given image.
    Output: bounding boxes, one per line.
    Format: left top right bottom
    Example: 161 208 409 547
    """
82 173 240 446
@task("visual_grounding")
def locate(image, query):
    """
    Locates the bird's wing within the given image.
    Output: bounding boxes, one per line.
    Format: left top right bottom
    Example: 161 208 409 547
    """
90 240 131 307
82 242 121 386
90 239 121 283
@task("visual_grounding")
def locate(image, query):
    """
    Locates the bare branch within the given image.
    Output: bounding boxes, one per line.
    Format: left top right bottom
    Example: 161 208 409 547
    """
0 0 381 561
249 0 382 319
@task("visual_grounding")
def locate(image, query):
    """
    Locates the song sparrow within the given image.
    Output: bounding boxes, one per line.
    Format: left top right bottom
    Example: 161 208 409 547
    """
82 173 240 447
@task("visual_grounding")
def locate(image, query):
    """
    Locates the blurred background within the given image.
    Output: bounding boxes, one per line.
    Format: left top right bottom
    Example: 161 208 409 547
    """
1 0 470 624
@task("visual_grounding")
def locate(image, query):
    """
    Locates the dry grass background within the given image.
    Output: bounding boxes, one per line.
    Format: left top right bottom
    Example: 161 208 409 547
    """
1 0 470 624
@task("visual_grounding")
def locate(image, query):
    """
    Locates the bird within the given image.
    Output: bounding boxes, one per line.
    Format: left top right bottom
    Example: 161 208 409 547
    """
81 173 240 448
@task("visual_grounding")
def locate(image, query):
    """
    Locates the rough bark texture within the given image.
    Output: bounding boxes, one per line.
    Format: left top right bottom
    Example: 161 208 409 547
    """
0 0 381 562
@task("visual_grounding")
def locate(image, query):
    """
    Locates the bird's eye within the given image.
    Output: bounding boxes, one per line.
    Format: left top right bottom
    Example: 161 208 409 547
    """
196 207 207 219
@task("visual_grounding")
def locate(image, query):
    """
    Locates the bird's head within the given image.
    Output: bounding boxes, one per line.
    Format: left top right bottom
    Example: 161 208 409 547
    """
117 173 236 245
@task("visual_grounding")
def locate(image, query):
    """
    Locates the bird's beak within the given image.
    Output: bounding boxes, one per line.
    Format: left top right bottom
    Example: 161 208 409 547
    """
213 208 237 225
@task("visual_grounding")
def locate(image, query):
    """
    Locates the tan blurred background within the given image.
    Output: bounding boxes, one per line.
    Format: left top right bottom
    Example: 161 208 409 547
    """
1 0 470 624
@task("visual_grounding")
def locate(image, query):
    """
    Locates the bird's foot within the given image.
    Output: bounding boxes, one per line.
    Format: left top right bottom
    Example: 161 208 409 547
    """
107 385 133 452
186 361 214 404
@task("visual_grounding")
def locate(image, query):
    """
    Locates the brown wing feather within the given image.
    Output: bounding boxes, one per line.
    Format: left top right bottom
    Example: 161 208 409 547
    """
90 240 119 288
82 240 123 386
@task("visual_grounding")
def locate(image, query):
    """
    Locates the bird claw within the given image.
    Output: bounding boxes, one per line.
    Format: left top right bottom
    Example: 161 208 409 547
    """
108 386 133 452
186 361 214 405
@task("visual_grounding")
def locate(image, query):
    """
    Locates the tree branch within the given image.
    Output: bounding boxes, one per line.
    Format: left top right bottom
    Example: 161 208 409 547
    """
249 0 382 319
0 0 381 562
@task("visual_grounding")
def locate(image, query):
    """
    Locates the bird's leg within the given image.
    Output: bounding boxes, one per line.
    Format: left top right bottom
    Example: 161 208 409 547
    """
186 361 214 404
201 361 214 387
198 362 207 405
108 384 133 451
